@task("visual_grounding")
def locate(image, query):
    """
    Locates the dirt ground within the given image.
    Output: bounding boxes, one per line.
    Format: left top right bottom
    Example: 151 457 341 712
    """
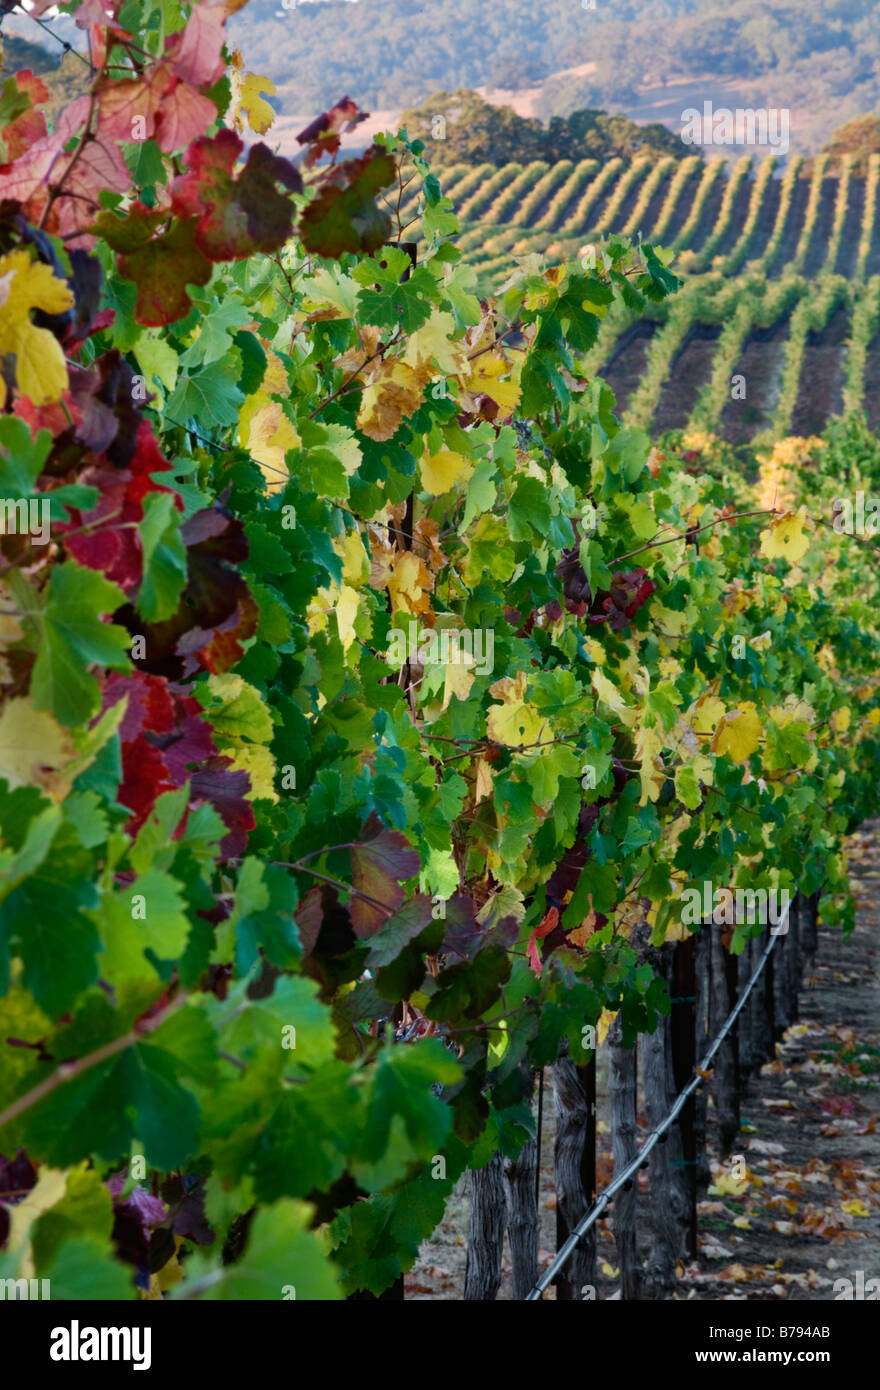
406 822 880 1300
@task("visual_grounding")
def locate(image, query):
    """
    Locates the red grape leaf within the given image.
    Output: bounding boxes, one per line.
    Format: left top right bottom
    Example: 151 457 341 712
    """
189 758 255 858
0 93 130 243
94 204 213 327
159 701 216 783
0 96 91 210
296 96 367 169
350 816 420 937
113 506 258 678
171 130 302 260
154 77 217 155
293 886 324 958
118 734 177 830
0 70 49 163
101 672 176 743
298 146 395 258
97 65 216 155
164 0 248 89
59 416 178 592
102 673 254 855
96 68 166 143
74 0 124 27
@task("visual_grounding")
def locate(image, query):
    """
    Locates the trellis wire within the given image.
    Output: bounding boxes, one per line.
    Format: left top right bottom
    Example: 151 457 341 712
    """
525 921 783 1300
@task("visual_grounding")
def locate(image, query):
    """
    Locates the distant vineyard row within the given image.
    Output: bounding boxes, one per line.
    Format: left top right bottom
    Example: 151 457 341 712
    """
396 156 880 443
399 154 880 290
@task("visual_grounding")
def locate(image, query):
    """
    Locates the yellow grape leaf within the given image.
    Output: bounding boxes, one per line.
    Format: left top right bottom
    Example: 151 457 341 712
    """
421 448 471 495
635 724 664 807
239 354 300 493
691 692 725 736
759 509 809 564
302 266 360 322
486 671 546 747
674 753 713 810
712 703 762 763
386 551 433 617
596 1007 616 1046
486 698 546 748
204 673 274 744
231 71 277 135
467 352 520 411
709 1170 751 1197
584 637 605 663
263 344 290 394
0 249 74 407
306 580 359 648
829 706 851 734
474 755 494 803
357 360 425 441
841 1199 870 1218
768 695 815 727
733 1216 751 1230
366 535 395 590
441 657 476 710
477 882 526 927
591 668 636 726
220 741 278 803
332 582 360 649
816 644 837 674
7 1166 69 1262
241 400 299 492
335 529 370 586
867 708 880 726
488 671 527 704
403 310 469 379
652 602 688 637
0 697 75 802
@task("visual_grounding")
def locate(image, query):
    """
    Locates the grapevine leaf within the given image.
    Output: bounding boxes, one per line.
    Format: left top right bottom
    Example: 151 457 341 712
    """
29 563 131 727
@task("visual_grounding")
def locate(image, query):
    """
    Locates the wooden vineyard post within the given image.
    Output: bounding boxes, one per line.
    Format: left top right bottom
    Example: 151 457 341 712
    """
671 936 698 1259
504 1067 539 1300
552 1045 597 1300
785 893 801 1018
709 923 740 1154
643 942 691 1298
736 935 756 1079
761 911 772 1045
693 927 712 1191
755 924 774 1063
738 929 773 1080
609 1010 642 1298
464 1151 506 1300
772 902 795 1036
799 888 820 976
